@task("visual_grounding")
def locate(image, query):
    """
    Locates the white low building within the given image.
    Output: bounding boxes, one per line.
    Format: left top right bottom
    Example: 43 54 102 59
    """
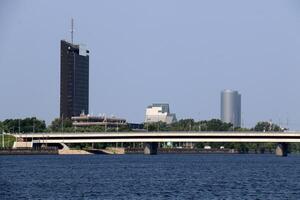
145 103 177 124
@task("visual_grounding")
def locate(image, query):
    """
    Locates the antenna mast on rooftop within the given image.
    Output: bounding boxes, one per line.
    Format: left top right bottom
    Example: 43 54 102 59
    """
71 18 74 44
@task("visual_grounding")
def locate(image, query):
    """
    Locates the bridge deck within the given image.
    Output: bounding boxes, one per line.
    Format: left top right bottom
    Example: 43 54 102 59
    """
11 132 300 143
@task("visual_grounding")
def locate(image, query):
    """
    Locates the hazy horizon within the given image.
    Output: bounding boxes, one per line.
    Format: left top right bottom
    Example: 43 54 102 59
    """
1 0 300 129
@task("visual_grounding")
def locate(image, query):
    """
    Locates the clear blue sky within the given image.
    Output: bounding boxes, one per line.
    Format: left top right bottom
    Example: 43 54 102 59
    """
1 0 300 129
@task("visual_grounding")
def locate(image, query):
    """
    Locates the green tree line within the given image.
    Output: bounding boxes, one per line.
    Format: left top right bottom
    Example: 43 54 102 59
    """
0 117 46 133
0 117 283 133
2 117 299 152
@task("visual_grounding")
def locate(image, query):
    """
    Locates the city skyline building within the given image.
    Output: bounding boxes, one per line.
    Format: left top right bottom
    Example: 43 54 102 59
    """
145 103 177 124
71 114 126 128
60 40 89 118
220 90 241 127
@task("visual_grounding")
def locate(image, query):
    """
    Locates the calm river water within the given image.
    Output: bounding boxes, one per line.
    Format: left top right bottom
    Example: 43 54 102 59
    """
1 154 300 199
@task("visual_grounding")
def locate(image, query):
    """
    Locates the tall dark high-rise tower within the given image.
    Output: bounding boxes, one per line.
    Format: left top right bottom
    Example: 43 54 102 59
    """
60 40 89 118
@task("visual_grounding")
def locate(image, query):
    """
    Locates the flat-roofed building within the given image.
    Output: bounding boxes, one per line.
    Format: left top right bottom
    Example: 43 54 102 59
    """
60 40 89 118
145 103 177 124
72 114 126 127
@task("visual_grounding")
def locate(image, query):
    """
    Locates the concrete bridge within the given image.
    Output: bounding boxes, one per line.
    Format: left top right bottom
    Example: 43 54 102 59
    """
11 131 300 156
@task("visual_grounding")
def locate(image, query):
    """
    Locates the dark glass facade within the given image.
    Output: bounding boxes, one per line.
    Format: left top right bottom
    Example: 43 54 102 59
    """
60 40 89 118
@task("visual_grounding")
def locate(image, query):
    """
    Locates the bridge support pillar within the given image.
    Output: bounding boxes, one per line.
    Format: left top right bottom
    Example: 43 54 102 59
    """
144 142 158 155
276 143 288 157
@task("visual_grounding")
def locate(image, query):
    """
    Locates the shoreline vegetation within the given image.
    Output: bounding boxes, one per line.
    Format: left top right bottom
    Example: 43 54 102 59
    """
0 135 15 148
1 117 300 153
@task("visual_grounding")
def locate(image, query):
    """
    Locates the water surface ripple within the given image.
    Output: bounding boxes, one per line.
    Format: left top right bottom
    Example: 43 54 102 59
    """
1 154 300 199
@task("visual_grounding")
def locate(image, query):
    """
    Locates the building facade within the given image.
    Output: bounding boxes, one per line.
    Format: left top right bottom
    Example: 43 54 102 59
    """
220 90 241 127
60 40 89 118
145 103 177 124
72 114 126 127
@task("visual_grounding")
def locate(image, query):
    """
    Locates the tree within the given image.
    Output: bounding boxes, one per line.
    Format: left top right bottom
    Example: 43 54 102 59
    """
145 122 168 131
2 117 46 133
169 119 194 131
0 121 3 131
205 119 232 131
144 118 233 132
50 118 73 132
253 121 281 132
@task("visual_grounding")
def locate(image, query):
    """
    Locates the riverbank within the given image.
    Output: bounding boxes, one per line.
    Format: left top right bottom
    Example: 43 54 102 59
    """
0 147 275 155
0 147 126 155
0 148 58 155
126 148 240 154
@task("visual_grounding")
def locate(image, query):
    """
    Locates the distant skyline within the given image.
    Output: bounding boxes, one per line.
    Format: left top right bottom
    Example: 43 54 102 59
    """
1 1 300 129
